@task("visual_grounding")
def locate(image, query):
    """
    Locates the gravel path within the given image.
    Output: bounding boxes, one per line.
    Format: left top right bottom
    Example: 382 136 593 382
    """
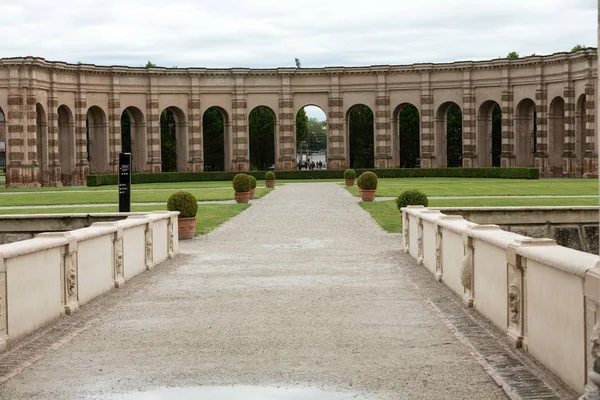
0 183 509 399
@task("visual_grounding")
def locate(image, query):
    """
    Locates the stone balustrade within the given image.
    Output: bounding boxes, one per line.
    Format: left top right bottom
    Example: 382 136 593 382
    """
0 211 179 351
402 206 600 394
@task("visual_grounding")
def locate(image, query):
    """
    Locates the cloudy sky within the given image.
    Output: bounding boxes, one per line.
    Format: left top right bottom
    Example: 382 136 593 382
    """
0 0 596 70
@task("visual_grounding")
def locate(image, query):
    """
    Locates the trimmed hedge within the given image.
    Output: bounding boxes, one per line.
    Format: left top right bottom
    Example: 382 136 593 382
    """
396 190 429 210
167 191 198 218
233 173 252 193
265 171 276 180
344 169 356 179
87 167 539 186
358 171 378 190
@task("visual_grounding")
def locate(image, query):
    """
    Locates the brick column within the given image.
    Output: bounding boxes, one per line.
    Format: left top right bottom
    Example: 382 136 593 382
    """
534 88 549 176
74 94 89 185
47 93 61 185
419 69 435 168
500 89 515 167
231 72 248 171
277 72 295 170
563 85 577 177
584 80 597 178
107 94 121 174
146 94 161 173
327 95 344 170
188 94 203 172
462 90 476 168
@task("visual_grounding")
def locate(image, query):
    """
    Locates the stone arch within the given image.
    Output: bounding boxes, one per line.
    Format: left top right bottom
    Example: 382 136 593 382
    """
203 106 229 172
393 103 420 168
435 102 462 168
477 101 502 167
160 106 188 172
58 105 75 185
548 96 565 176
86 106 109 174
347 104 374 169
574 94 587 177
296 105 327 170
515 98 537 167
249 105 276 170
121 106 147 173
35 103 48 184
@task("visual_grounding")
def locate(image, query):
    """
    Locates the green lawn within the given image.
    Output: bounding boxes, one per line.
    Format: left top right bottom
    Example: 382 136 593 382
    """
0 204 250 236
360 197 600 233
347 178 599 197
0 180 268 192
0 187 272 206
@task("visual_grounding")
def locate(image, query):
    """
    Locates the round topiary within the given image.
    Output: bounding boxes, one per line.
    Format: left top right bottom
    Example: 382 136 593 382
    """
395 190 429 210
249 175 257 189
265 171 276 180
344 169 356 179
233 173 252 193
167 191 198 218
358 171 378 190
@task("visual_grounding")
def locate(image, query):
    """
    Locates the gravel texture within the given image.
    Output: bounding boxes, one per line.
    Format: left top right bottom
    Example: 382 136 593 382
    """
0 183 508 399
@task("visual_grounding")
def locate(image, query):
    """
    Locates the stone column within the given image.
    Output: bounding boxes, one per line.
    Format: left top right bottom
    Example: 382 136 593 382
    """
326 68 345 170
584 74 597 178
74 89 89 185
535 82 550 176
231 70 248 171
500 71 516 167
277 72 296 170
188 96 203 172
419 69 435 168
462 71 477 167
564 82 578 177
108 76 121 174
146 79 161 173
374 69 392 168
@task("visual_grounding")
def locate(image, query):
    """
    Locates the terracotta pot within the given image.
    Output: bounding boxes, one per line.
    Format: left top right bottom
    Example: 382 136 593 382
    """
178 217 196 240
345 178 355 187
360 189 376 202
265 179 276 188
235 191 251 204
249 187 256 199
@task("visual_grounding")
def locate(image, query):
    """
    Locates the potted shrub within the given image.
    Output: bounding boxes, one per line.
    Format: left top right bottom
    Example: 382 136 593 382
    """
344 169 356 186
167 191 198 240
233 173 252 203
249 175 257 199
265 171 276 188
395 190 429 210
358 171 378 202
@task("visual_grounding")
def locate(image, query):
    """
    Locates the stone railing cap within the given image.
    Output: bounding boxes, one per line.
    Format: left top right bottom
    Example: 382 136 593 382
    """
517 245 599 277
0 236 69 261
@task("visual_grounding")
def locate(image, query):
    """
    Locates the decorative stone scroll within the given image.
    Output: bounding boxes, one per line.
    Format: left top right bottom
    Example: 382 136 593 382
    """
417 221 424 266
435 226 443 282
145 222 153 270
167 216 175 259
461 234 474 307
402 212 410 253
112 229 125 288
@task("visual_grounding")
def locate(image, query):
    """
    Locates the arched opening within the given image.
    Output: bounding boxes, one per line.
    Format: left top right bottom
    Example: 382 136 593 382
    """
203 107 227 172
394 103 420 168
86 106 108 174
574 94 587 177
296 105 326 170
160 107 187 172
121 107 146 173
249 106 275 170
435 102 462 167
36 104 48 184
0 107 6 185
477 101 502 167
58 105 75 185
515 98 537 167
549 97 565 176
347 104 374 169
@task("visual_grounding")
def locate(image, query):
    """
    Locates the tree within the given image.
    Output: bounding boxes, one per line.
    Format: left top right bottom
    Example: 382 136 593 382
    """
249 107 275 170
348 105 374 168
160 109 177 172
295 108 309 149
203 107 225 171
145 61 156 68
507 52 519 60
398 105 420 168
306 118 326 153
571 44 586 52
446 104 462 167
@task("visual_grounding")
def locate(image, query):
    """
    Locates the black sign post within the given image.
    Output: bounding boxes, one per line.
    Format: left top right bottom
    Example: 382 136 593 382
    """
118 153 131 212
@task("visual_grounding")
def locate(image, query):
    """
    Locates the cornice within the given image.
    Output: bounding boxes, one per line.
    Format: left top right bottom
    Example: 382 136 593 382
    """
0 48 596 78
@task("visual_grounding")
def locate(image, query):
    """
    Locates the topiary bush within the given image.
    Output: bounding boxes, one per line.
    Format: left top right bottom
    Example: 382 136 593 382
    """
249 175 257 189
358 171 378 190
265 171 276 180
233 173 252 193
344 169 356 179
395 190 429 210
167 191 198 218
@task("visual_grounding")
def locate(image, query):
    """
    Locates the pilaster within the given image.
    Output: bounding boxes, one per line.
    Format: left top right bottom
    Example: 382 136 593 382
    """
327 69 345 170
374 70 392 168
563 79 578 177
584 65 597 178
188 76 203 172
419 69 435 168
534 72 550 176
501 68 515 167
277 72 296 170
108 74 121 173
146 75 161 172
462 69 476 167
231 70 248 171
73 74 89 185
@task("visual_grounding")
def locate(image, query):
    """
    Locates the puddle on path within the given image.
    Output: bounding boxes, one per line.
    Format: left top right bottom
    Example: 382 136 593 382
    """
100 386 371 399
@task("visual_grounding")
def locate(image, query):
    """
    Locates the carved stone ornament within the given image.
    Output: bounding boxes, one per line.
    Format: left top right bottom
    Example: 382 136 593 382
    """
591 322 600 359
115 240 123 276
402 215 409 251
417 223 424 264
509 284 520 324
67 267 76 297
460 249 473 290
168 227 174 253
146 234 153 261
435 228 442 275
